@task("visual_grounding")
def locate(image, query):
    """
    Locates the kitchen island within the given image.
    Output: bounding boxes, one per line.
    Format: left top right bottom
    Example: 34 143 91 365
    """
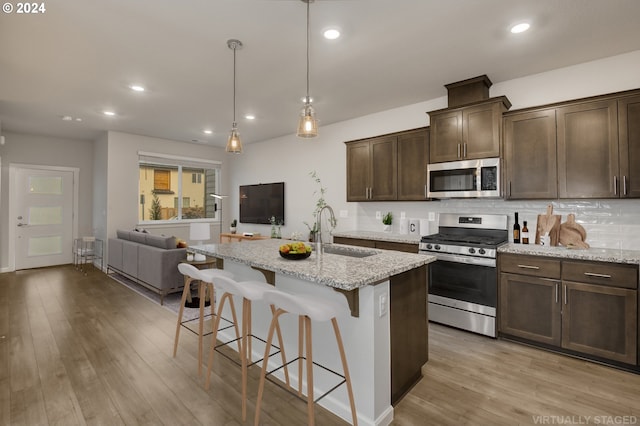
191 239 435 426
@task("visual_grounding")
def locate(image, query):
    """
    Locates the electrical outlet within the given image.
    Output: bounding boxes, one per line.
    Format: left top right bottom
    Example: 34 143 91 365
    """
378 293 388 317
340 210 348 218
400 211 406 219
428 212 436 221
376 211 382 220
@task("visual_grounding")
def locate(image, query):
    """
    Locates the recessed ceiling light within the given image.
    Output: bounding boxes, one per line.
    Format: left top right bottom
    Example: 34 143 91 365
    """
61 115 73 121
75 117 83 122
510 22 530 34
203 129 213 135
245 114 255 120
323 28 340 40
103 110 116 116
129 84 145 92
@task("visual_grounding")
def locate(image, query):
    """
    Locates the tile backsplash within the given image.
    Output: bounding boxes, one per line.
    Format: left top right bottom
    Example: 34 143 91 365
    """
352 199 640 251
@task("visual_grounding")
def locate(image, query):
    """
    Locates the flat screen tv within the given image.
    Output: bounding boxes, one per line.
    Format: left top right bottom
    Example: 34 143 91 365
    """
239 182 285 225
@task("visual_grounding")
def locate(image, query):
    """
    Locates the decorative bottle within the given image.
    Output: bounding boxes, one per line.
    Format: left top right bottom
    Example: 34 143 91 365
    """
513 212 521 243
522 220 529 244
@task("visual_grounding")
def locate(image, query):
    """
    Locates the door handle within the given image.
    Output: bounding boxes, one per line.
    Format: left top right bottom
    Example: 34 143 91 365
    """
17 223 28 227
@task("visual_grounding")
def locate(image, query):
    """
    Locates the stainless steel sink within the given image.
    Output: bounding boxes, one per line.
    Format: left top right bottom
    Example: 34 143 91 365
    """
321 244 377 258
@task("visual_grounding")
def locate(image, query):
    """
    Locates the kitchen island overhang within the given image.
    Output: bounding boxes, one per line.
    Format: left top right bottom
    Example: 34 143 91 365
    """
190 239 435 426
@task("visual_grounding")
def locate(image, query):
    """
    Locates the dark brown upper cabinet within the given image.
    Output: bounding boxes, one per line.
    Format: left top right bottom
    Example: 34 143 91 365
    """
428 97 511 163
503 109 558 199
397 128 429 200
346 135 397 201
557 99 619 198
503 89 640 200
346 128 428 202
618 94 640 198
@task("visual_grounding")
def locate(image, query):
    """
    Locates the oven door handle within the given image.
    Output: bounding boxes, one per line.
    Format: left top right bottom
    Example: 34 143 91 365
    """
430 252 496 267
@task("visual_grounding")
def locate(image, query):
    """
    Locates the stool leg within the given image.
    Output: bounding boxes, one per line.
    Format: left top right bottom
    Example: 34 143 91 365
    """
271 304 290 387
298 315 304 397
227 294 242 354
198 281 207 376
173 277 192 357
254 309 285 426
304 316 315 426
241 298 250 421
205 292 231 390
332 318 358 426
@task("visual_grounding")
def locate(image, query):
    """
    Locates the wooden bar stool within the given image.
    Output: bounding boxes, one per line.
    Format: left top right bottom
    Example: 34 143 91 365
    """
204 275 290 421
174 263 240 376
254 289 358 426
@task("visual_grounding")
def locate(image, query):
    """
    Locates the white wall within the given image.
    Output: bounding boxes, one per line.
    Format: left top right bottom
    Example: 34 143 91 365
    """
0 132 94 270
229 50 640 250
101 131 229 245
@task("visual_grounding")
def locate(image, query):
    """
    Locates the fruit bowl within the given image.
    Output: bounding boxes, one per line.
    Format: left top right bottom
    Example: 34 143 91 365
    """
279 242 312 260
279 251 311 260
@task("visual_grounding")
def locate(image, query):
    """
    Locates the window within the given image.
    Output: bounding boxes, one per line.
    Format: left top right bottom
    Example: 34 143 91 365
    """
153 169 173 193
138 152 221 222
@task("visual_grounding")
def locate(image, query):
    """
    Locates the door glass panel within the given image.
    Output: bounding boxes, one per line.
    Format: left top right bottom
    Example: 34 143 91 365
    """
29 206 63 225
29 176 63 194
27 236 62 256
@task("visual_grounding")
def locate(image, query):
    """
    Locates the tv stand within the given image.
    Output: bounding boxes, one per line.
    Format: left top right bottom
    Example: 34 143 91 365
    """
220 233 270 243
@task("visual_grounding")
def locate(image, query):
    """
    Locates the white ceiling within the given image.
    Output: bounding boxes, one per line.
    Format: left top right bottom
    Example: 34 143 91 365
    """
1 0 640 148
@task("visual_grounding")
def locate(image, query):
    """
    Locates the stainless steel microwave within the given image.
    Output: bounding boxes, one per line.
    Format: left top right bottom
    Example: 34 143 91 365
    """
427 157 501 198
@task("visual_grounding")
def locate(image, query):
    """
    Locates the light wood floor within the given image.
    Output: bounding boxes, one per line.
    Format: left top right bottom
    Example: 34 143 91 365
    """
1 266 639 426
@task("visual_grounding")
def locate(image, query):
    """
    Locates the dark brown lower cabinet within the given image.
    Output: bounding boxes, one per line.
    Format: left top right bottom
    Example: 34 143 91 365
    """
562 281 637 365
499 254 638 367
334 236 427 403
390 265 428 405
500 273 561 346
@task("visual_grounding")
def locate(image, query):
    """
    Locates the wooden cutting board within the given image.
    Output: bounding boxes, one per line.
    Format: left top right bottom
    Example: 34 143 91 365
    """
559 213 589 248
535 205 561 246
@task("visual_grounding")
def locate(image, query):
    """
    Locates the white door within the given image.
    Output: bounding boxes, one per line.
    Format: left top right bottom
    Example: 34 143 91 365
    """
12 166 76 270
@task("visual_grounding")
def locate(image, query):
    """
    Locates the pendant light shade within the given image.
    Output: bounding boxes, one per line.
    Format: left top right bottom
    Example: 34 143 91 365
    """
297 0 318 138
297 98 318 138
226 39 243 153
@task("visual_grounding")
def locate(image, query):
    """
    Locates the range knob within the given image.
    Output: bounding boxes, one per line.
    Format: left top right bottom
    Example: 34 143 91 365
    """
468 248 476 254
434 245 441 250
478 248 486 255
426 244 433 250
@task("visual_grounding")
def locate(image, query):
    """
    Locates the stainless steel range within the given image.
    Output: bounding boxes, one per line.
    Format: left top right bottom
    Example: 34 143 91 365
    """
419 213 508 337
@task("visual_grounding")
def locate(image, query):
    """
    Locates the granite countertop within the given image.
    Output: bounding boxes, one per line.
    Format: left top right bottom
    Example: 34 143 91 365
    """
190 239 435 291
332 230 422 245
498 243 640 265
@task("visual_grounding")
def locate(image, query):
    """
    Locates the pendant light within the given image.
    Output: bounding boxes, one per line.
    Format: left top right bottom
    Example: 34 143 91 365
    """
226 39 243 153
297 0 318 138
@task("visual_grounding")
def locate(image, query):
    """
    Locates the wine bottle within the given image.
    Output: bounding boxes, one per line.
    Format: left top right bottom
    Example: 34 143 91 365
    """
522 220 529 244
513 212 520 243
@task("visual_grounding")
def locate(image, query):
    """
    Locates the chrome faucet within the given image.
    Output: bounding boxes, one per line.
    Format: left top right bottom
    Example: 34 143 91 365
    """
316 204 337 251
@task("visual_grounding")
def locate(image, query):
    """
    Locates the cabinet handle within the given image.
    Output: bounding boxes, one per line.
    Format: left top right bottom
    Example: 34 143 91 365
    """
457 143 461 158
509 181 512 198
563 284 568 305
613 175 618 195
623 176 628 196
424 185 427 199
463 143 467 158
584 272 612 279
517 264 540 270
555 283 559 304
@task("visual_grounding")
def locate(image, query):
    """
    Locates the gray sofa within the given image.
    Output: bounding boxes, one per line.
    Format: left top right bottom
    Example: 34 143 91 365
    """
107 230 187 304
